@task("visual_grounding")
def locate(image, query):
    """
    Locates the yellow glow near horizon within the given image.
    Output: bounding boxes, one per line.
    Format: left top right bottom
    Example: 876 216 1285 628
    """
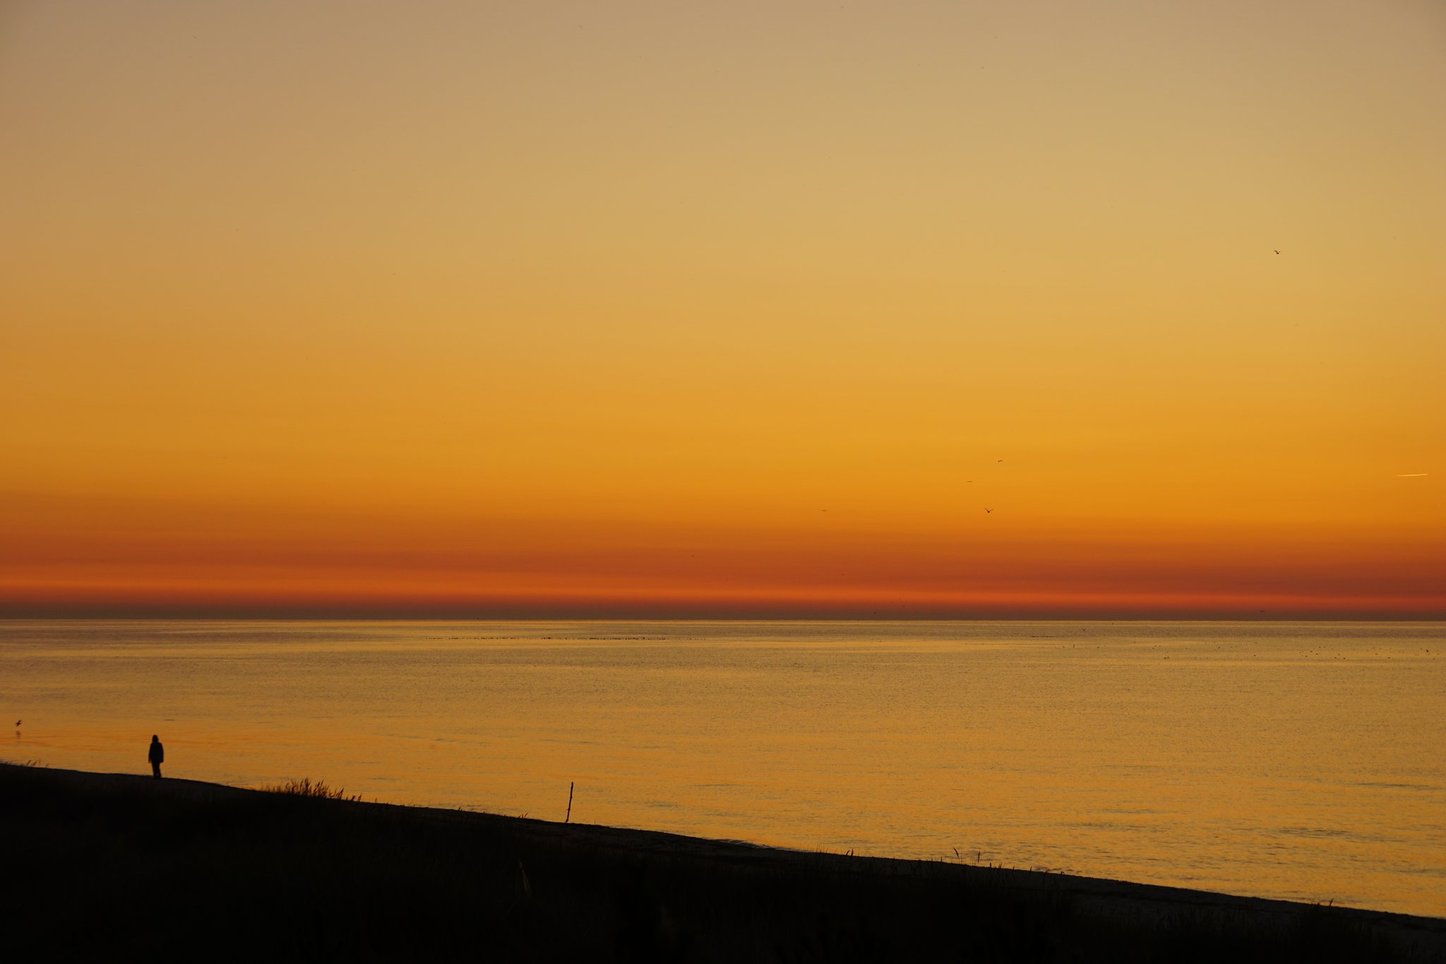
2 1 1443 616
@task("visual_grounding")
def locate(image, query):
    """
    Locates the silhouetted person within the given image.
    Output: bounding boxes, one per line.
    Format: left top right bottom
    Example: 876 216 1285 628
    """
148 734 164 779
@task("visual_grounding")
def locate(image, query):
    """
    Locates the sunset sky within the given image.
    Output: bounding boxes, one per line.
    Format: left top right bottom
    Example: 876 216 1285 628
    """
3 0 1443 617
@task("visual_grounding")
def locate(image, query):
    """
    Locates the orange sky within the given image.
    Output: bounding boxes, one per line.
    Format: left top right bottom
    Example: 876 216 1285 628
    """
2 1 1443 617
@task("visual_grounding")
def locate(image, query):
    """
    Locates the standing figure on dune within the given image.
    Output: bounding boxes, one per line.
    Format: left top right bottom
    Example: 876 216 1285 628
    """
148 734 164 779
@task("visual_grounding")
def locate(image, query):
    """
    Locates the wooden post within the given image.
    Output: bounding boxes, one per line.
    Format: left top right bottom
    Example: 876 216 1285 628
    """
565 781 574 823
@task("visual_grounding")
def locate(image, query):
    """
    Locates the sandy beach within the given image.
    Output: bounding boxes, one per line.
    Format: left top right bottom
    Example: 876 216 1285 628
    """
2 761 1441 963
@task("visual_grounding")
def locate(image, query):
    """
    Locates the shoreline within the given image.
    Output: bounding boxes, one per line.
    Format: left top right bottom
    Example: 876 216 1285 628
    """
3 762 1442 962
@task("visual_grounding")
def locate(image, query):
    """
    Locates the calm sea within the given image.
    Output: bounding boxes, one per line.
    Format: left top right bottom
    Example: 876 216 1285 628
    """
2 619 1442 917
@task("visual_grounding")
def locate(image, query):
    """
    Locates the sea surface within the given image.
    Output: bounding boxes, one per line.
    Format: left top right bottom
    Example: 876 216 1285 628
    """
2 619 1442 917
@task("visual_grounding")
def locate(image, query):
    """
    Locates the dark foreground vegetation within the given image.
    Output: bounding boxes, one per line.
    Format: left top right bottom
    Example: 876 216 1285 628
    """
1 763 1441 963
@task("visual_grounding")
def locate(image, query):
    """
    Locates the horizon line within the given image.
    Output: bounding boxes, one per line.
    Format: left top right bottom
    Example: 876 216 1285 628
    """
4 609 1443 622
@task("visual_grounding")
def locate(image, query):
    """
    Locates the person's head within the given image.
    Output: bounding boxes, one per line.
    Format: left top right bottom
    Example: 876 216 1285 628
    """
151 734 159 742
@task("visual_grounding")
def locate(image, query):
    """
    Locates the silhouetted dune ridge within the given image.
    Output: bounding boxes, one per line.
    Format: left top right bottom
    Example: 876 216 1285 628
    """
1 762 1441 963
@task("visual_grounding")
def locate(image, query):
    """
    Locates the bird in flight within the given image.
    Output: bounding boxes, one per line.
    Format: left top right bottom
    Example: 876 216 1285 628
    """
1274 249 1280 254
984 508 994 514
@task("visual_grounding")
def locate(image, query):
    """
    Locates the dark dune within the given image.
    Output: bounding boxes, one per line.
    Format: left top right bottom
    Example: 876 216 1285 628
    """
1 762 1441 963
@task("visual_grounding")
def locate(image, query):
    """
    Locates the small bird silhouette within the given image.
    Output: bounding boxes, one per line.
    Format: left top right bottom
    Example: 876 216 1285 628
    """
1274 249 1280 255
984 508 994 514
